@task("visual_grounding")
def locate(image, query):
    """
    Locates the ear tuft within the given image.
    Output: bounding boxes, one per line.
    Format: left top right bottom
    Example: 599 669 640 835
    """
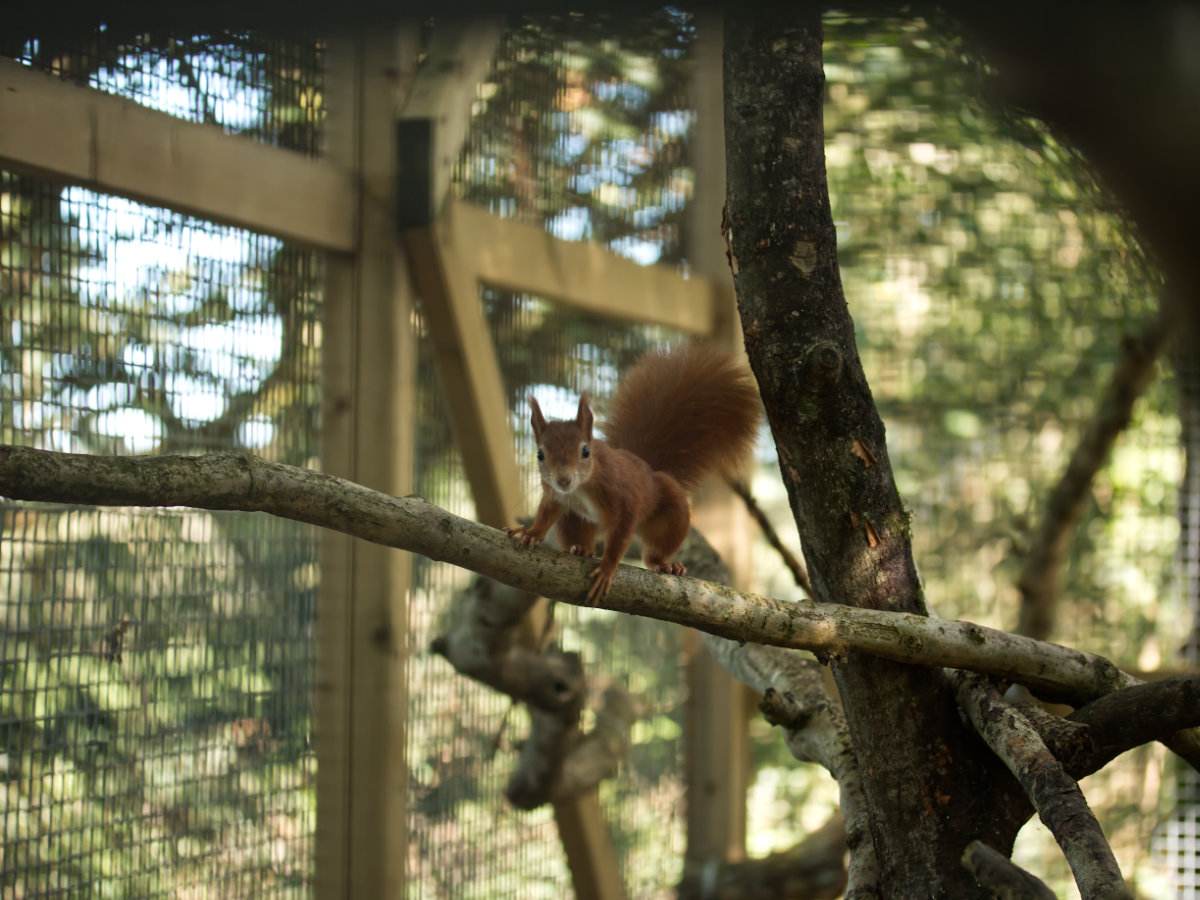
529 396 548 439
576 393 594 441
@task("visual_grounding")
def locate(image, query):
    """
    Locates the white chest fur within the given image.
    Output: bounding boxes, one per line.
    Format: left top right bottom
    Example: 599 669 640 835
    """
552 485 601 524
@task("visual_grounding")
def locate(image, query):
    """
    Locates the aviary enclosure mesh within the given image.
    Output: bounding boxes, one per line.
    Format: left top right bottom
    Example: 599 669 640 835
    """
0 13 1197 900
1 31 322 898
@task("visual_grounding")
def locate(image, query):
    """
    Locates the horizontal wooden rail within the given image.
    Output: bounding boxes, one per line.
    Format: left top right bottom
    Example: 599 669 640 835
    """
0 56 717 333
0 57 356 251
453 200 717 334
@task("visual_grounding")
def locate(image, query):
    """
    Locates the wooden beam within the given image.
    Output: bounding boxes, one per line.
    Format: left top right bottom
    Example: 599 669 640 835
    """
451 199 717 334
684 11 752 867
403 218 629 900
403 222 522 526
397 17 505 227
0 57 355 252
397 21 625 900
318 29 420 900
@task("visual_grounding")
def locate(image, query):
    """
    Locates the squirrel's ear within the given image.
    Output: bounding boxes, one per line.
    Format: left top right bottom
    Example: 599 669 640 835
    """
576 393 594 441
528 396 548 439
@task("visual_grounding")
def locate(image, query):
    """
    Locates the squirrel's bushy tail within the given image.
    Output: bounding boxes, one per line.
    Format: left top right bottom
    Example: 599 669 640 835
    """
604 343 761 491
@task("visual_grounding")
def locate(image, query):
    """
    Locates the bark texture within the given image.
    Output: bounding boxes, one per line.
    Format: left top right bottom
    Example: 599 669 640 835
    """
954 673 1130 899
2 445 1194 714
722 14 1023 895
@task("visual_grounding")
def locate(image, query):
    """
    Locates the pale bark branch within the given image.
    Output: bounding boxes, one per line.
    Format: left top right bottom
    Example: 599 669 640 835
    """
430 577 562 707
711 641 879 896
953 672 1131 900
2 444 1197 766
678 529 877 898
677 812 848 900
961 841 1056 900
1017 314 1170 639
707 642 878 897
430 575 643 809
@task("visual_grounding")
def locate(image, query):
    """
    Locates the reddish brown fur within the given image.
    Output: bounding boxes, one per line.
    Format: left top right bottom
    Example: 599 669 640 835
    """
604 342 761 489
507 344 761 602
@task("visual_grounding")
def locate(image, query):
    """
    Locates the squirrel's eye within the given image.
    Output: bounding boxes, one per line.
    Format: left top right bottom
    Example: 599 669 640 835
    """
537 449 545 462
581 445 590 459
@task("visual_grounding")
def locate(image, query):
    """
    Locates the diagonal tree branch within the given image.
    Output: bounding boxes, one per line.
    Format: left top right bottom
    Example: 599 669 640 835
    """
2 444 1199 768
1017 313 1171 639
953 672 1131 900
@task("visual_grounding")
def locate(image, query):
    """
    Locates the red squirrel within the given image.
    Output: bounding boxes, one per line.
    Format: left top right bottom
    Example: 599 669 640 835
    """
507 343 761 603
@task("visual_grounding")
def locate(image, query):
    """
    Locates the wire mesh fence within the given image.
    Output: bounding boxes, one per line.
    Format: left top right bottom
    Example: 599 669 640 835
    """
5 31 324 156
1 29 322 900
0 11 1195 900
416 10 1195 898
1153 318 1200 896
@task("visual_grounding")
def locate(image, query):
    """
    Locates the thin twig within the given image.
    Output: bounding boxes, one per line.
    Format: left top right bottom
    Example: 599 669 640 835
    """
728 477 813 596
1018 313 1171 639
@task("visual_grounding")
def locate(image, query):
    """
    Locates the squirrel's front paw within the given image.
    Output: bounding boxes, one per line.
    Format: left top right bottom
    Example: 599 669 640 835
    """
505 526 542 550
586 562 617 605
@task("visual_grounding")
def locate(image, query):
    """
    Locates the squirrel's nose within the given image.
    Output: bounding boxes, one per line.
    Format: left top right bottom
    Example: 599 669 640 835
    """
556 475 571 489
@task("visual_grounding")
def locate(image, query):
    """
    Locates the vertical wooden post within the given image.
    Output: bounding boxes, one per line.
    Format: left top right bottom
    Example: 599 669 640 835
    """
684 11 753 867
397 22 626 900
402 168 629 900
318 29 420 900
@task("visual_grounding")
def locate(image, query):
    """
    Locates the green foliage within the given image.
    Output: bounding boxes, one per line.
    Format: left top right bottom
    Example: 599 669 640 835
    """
456 10 694 258
2 12 1184 897
818 17 1174 662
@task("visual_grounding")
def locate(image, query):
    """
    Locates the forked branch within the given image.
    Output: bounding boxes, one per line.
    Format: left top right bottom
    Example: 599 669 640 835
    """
430 575 643 808
953 672 1131 900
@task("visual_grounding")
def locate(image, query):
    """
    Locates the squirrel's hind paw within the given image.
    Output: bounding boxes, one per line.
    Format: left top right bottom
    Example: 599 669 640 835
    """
652 561 687 576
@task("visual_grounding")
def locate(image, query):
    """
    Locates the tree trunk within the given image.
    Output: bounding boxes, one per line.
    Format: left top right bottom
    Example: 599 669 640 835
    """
722 13 1025 896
